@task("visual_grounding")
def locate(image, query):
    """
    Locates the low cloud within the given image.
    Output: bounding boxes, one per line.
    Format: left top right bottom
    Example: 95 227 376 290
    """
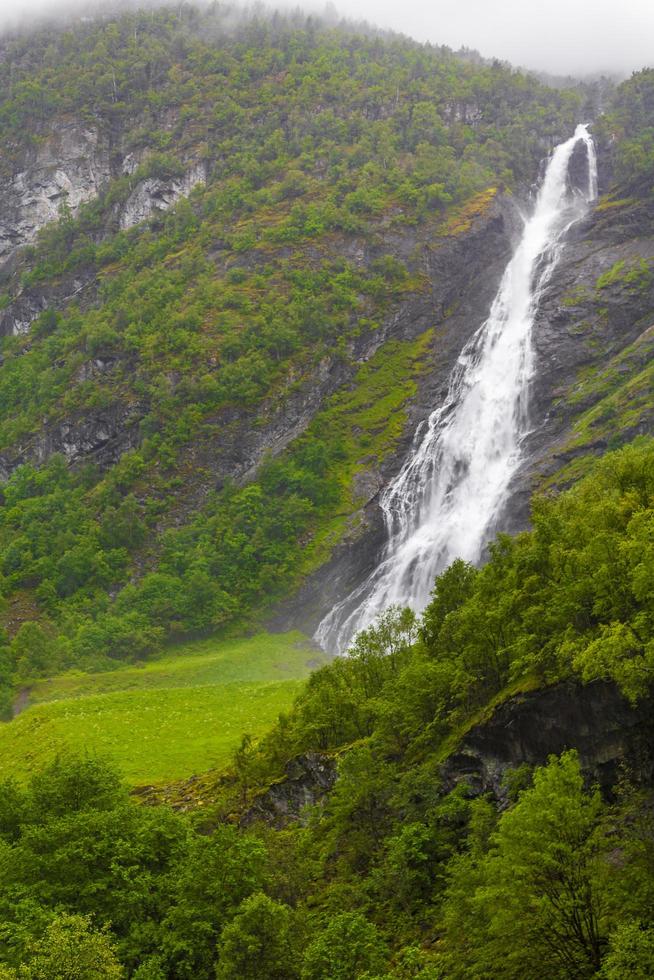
0 0 650 79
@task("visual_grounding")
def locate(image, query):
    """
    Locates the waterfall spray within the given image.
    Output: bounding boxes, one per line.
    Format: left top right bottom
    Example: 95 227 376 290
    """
316 124 598 654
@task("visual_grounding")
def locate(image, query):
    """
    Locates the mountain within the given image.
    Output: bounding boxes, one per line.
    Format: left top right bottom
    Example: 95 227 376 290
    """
0 3 653 977
0 3 593 683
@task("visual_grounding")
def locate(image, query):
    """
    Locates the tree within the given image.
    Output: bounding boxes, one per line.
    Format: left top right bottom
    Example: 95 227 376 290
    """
160 826 267 978
600 923 654 979
27 756 124 821
18 913 123 979
420 558 477 649
215 893 298 980
301 912 388 980
441 751 607 979
9 623 63 681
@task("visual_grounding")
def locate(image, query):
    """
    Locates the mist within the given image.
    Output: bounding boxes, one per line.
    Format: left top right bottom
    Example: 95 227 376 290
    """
0 0 651 79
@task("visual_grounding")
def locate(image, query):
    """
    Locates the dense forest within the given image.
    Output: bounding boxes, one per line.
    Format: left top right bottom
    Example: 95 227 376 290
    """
0 2 652 977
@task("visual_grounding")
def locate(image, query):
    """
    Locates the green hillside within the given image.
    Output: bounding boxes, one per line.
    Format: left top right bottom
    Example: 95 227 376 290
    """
0 440 651 978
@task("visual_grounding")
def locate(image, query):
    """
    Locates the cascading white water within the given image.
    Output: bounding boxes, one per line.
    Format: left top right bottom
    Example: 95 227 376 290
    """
317 124 598 654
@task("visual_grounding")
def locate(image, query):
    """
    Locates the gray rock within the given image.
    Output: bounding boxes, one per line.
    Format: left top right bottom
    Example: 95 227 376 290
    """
241 752 338 828
0 122 112 265
118 162 206 230
440 679 654 805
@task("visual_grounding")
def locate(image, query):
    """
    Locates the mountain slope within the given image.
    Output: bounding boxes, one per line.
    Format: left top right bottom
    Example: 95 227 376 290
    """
0 4 588 696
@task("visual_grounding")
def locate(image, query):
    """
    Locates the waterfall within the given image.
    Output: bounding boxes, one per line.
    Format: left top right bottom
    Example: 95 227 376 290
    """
316 124 598 654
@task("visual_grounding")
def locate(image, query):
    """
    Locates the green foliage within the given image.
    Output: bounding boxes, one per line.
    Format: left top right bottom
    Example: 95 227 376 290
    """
0 1 582 674
596 256 654 292
301 912 388 980
439 751 606 978
599 922 654 979
215 893 299 980
600 69 654 192
0 437 653 975
0 9 650 978
0 631 318 787
160 827 268 978
18 913 124 979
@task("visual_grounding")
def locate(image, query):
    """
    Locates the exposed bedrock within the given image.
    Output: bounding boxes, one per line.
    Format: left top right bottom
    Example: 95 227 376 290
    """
282 146 654 636
441 679 654 804
239 679 654 828
501 189 654 535
0 122 112 266
240 752 338 829
0 117 206 337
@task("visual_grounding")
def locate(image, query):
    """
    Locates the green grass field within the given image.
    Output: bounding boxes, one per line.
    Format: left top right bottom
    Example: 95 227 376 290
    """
0 631 323 786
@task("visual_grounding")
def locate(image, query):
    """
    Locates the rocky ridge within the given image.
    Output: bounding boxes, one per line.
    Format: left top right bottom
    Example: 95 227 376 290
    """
204 678 654 829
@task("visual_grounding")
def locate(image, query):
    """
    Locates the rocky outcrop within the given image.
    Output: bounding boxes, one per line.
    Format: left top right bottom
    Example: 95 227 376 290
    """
0 108 206 286
1 191 510 489
241 752 338 828
441 680 654 804
0 122 112 265
0 389 144 481
236 680 654 826
567 137 592 195
501 188 654 533
0 275 95 337
118 162 206 230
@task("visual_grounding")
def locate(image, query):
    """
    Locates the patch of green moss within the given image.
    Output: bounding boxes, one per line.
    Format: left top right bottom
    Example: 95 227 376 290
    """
594 194 636 212
596 256 654 292
544 326 654 489
438 187 498 237
561 285 591 307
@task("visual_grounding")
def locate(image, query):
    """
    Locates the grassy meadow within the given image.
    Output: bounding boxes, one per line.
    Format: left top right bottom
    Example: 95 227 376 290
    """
0 631 323 786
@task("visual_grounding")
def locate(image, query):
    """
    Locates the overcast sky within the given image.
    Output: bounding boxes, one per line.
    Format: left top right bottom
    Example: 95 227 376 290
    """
0 0 652 78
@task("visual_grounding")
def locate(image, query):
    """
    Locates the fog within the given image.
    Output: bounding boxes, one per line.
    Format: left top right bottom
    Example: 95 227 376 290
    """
347 0 654 77
0 0 651 78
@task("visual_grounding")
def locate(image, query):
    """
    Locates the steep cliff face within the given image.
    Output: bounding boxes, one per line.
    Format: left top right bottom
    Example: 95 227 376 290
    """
504 173 654 530
273 192 521 632
0 122 112 266
0 8 645 657
441 679 654 803
226 678 654 829
2 124 651 644
279 144 654 634
0 188 518 503
6 128 648 636
0 118 206 337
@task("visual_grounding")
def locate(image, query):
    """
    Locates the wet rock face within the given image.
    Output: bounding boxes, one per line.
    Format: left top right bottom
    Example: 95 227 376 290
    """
278 143 654 638
241 752 338 828
273 194 520 635
567 137 592 195
500 185 654 536
0 397 143 482
240 680 654 825
441 680 654 804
